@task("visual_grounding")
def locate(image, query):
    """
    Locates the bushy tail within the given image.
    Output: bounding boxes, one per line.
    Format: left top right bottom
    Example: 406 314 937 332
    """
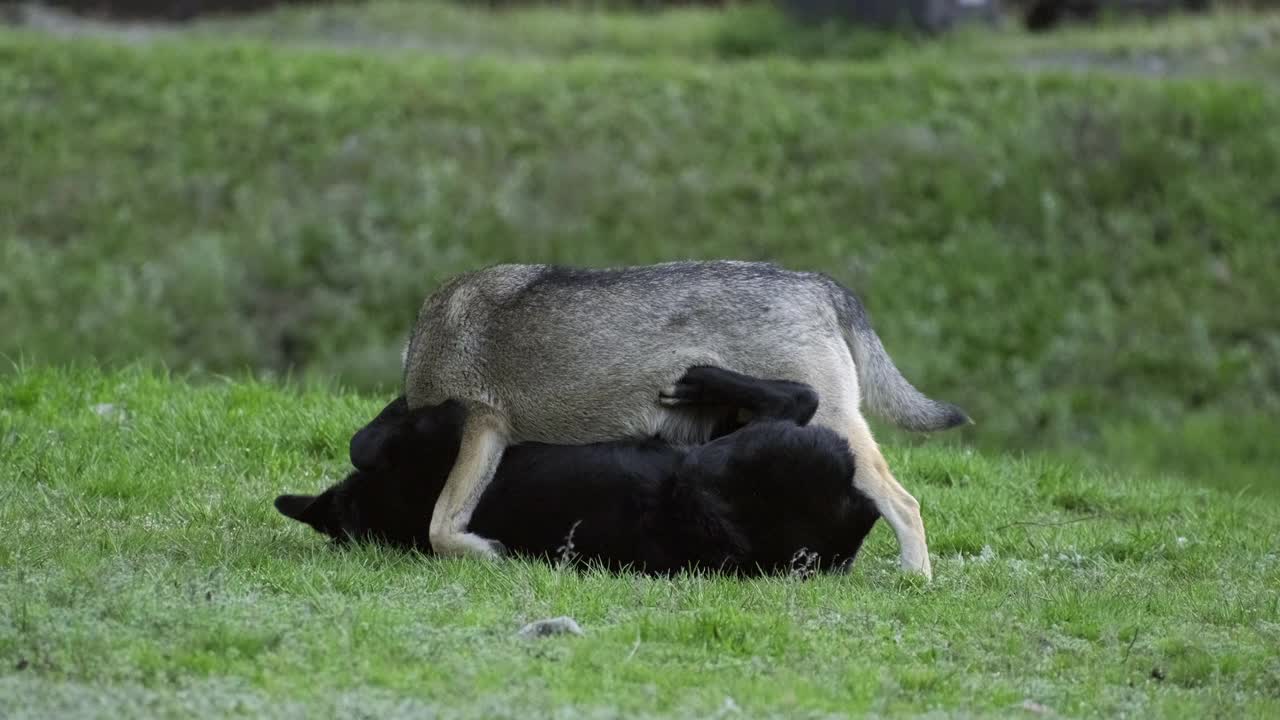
833 285 972 433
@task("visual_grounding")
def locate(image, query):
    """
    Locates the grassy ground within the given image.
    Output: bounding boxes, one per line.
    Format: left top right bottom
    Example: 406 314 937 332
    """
3 7 1280 495
15 1 1280 76
1 367 1278 718
1 5 1278 710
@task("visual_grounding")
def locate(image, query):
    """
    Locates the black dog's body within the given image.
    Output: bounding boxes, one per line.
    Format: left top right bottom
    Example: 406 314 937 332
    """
277 368 881 576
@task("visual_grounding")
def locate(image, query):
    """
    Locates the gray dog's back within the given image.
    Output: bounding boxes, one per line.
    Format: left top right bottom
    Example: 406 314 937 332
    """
404 260 965 445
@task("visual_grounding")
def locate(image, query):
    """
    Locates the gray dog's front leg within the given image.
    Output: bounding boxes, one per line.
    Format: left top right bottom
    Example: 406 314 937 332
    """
428 408 509 558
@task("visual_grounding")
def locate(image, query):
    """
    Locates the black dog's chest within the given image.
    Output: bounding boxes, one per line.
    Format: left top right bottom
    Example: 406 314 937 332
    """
467 441 681 567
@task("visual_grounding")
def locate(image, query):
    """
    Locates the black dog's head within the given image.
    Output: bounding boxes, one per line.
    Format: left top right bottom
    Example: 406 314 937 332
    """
674 420 879 575
274 396 466 550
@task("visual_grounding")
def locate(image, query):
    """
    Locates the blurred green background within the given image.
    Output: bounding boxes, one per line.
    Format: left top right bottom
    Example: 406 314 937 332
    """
2 0 1278 494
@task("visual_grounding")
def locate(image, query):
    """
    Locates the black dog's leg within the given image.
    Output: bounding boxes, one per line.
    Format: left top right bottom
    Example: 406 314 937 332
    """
660 366 819 426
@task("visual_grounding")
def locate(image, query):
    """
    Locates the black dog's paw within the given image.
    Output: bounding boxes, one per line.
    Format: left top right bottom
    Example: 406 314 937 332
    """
659 366 730 407
659 379 707 407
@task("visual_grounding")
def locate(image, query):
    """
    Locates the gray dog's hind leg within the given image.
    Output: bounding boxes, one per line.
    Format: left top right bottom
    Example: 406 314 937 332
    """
843 411 932 579
799 350 933 580
427 407 509 558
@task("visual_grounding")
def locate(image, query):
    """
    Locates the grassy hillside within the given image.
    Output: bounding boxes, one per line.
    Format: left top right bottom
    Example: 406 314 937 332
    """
3 17 1279 492
1 367 1277 718
23 1 1280 76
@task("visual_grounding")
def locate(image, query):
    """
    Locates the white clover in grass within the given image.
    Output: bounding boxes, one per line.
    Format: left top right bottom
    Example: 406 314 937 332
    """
91 403 127 422
951 544 995 566
713 697 741 718
1057 548 1086 568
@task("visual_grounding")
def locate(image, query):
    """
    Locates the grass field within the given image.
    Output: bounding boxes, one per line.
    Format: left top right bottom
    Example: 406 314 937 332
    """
2 1 1280 716
1 367 1278 718
4 5 1280 495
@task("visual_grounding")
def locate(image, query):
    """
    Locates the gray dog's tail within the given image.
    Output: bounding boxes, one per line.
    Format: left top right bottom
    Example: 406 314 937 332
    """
831 282 973 433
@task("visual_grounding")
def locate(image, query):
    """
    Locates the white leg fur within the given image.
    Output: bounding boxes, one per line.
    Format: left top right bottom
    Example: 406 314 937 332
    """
844 412 933 580
428 408 509 558
788 345 933 580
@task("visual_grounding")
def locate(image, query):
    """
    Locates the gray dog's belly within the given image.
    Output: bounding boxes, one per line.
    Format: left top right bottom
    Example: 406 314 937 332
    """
504 334 839 443
406 262 855 445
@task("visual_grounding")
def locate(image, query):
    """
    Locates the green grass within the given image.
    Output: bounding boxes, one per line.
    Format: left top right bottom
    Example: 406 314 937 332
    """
37 0 1280 76
189 0 735 58
1 366 1277 718
3 4 1278 716
3 14 1280 494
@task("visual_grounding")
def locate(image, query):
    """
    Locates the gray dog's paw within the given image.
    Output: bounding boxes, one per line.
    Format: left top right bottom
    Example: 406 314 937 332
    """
434 532 507 559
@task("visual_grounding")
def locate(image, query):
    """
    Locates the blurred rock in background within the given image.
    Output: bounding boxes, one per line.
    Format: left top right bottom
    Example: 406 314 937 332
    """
11 0 348 22
780 0 1003 34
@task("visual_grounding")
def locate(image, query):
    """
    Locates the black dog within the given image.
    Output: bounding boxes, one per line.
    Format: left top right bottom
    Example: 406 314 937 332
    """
276 367 881 576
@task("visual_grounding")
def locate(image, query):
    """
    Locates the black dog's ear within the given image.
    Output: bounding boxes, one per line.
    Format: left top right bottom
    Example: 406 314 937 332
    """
276 491 348 542
275 493 325 528
350 396 410 471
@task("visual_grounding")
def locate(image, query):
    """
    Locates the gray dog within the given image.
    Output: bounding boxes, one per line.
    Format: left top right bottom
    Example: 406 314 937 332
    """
403 260 970 579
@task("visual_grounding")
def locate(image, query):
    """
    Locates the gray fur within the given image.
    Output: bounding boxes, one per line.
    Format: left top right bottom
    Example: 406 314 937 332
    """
404 260 968 440
834 290 972 433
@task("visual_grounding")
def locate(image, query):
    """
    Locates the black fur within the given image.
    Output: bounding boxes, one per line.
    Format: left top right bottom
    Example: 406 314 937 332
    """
277 368 881 577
